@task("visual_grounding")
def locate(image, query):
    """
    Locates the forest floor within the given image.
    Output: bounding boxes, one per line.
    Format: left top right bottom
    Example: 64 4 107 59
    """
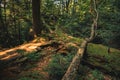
0 33 120 80
0 33 75 80
0 38 46 61
0 37 48 80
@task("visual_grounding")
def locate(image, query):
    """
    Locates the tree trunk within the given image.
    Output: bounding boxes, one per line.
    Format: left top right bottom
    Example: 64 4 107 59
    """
32 0 43 37
61 0 98 80
108 47 111 53
82 54 120 77
66 0 71 13
0 1 4 29
62 40 87 80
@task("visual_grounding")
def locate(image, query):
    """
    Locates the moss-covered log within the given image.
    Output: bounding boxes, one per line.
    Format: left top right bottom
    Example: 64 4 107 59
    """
82 54 120 77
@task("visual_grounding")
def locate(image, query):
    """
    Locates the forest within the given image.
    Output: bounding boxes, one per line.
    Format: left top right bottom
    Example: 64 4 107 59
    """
0 0 120 80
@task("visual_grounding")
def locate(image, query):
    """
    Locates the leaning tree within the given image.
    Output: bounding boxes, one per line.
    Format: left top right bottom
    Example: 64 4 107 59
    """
61 0 99 80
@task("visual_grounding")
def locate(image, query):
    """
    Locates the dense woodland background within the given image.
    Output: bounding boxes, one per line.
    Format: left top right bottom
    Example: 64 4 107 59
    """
0 0 120 80
0 0 120 48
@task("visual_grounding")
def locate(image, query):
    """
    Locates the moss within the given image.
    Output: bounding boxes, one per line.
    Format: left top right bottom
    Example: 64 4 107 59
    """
87 43 120 77
87 43 108 56
68 37 83 44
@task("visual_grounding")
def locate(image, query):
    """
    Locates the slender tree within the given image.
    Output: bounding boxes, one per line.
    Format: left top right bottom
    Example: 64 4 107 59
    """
61 0 98 80
65 0 71 13
0 0 4 28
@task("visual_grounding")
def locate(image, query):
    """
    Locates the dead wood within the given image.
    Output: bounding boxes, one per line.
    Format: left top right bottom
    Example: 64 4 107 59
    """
87 54 108 63
38 40 63 49
61 0 98 80
82 60 120 77
0 40 65 71
62 41 87 80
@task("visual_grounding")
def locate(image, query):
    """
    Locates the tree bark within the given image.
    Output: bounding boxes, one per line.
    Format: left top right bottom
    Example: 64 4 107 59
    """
32 0 43 37
62 40 87 80
61 0 98 80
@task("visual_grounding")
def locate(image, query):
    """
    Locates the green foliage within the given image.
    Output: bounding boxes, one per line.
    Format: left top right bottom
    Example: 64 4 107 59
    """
1 0 120 80
18 71 45 80
77 66 104 80
77 65 90 78
18 77 33 80
88 43 120 57
0 0 32 48
24 64 37 70
68 37 83 44
76 65 104 80
87 43 108 56
96 0 120 48
0 0 120 49
90 70 104 80
26 51 42 62
46 49 76 80
87 43 120 77
16 49 26 55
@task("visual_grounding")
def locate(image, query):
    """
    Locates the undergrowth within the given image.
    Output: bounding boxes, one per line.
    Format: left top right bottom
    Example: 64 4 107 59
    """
26 51 42 62
78 65 104 80
87 43 120 78
46 46 77 80
18 71 45 80
46 54 72 80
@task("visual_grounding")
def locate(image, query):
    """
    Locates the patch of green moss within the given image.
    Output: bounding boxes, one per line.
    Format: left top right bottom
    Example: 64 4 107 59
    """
87 43 108 56
87 43 120 77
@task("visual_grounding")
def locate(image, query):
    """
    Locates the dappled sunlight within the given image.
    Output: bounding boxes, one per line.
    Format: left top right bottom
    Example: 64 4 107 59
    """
0 38 46 61
0 0 120 79
21 43 43 52
0 48 18 56
0 53 20 60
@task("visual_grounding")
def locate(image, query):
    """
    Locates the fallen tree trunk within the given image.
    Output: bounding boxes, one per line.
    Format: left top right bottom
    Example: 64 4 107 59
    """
82 60 120 77
62 40 87 80
61 0 98 80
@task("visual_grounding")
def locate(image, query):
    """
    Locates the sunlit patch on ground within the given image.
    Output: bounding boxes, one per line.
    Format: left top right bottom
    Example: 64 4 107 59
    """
0 38 46 61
